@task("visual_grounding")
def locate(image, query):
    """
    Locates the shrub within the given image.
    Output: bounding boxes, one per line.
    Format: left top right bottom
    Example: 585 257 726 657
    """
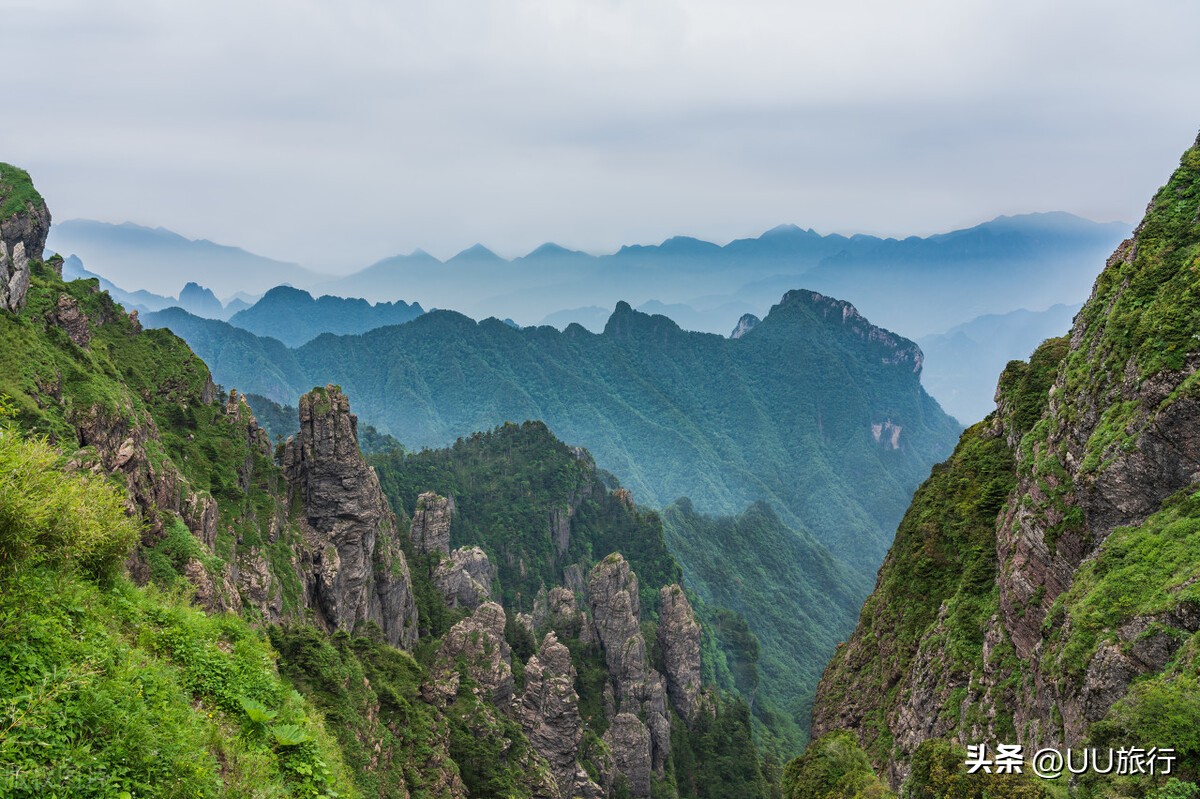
0 425 139 581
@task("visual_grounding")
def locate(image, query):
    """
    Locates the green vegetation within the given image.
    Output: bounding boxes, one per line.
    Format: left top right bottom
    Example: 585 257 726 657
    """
782 732 892 799
1055 487 1200 678
154 292 962 578
373 420 680 609
0 260 304 608
0 425 356 798
141 308 309 407
815 420 1019 765
1051 140 1200 474
662 499 865 752
269 625 460 799
671 699 771 799
902 740 1046 799
0 162 44 219
0 421 137 580
994 336 1069 443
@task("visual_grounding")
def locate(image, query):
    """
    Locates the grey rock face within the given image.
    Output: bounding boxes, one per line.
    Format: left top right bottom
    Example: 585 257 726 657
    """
517 633 604 799
588 554 645 693
586 554 671 784
411 491 452 555
283 385 418 649
430 601 514 707
533 585 580 632
602 713 653 799
657 584 702 722
0 177 50 313
48 294 91 347
730 313 760 339
434 545 496 610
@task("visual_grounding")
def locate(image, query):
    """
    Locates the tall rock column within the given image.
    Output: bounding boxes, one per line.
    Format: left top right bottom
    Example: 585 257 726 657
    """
282 385 418 649
516 632 604 799
587 554 671 796
411 491 452 555
0 163 51 313
657 584 702 723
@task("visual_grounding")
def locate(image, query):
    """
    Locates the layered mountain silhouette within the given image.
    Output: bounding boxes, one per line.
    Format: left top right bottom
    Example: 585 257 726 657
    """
146 290 962 576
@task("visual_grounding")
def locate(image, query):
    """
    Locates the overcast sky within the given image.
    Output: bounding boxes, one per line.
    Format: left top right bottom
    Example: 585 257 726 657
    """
4 0 1199 271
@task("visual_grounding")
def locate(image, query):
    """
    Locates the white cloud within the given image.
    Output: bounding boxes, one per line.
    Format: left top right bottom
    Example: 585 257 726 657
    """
5 0 1198 269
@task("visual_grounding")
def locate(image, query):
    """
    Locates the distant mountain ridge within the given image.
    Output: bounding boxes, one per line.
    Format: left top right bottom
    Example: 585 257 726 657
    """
50 212 1127 341
315 211 1127 338
145 289 962 579
917 303 1084 423
46 218 321 297
227 285 424 347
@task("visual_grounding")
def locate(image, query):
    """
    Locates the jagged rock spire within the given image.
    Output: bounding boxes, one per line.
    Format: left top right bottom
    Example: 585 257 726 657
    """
283 385 418 648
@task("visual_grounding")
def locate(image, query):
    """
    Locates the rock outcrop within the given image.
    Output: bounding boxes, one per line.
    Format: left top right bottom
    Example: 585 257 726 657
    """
283 385 418 649
657 584 702 722
48 294 91 347
434 545 496 610
410 491 452 556
532 585 581 632
586 554 671 795
516 632 604 799
730 313 760 339
0 164 50 313
427 601 514 707
602 713 653 799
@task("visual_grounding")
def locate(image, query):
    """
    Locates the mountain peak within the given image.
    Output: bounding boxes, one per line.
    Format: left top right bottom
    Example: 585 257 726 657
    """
523 242 584 260
730 313 760 339
448 243 504 264
259 284 313 303
765 290 923 373
603 300 682 339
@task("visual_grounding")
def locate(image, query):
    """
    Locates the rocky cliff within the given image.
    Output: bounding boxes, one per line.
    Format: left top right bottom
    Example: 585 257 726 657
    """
411 490 453 555
283 385 418 649
810 133 1200 792
587 554 672 791
0 163 50 313
658 584 702 723
517 632 605 799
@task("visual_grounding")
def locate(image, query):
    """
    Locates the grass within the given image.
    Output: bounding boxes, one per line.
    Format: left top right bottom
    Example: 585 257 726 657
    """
0 163 43 220
0 424 358 799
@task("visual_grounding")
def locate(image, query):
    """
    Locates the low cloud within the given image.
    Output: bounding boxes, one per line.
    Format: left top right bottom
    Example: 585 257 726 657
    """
6 0 1198 271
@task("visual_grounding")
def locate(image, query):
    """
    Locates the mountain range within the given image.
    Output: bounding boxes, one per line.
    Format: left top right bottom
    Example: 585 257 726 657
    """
322 213 1129 338
144 290 962 580
7 123 1200 799
1 167 785 796
50 213 1128 341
